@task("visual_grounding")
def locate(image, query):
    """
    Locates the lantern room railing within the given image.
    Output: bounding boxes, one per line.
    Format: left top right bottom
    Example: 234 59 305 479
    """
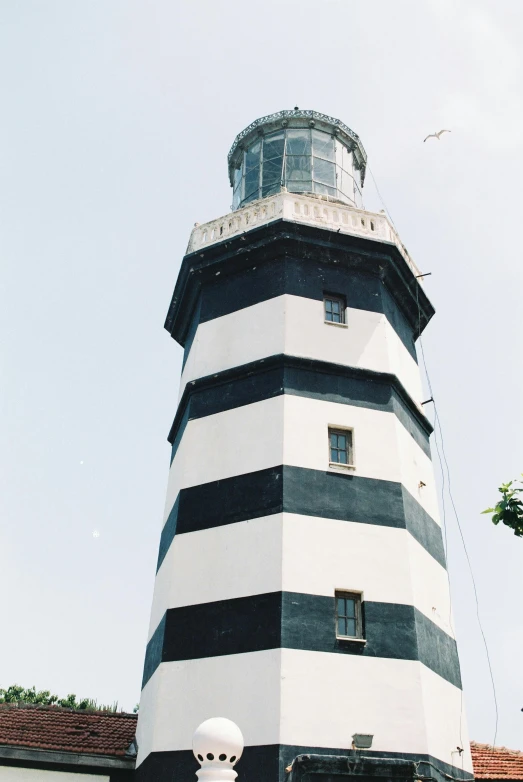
186 191 421 280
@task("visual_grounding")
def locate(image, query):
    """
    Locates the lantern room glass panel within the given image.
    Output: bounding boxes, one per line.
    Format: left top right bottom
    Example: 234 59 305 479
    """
232 126 362 209
263 131 285 160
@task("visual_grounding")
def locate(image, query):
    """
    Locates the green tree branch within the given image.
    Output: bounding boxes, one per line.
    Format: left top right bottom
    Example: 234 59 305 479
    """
0 685 119 712
482 477 523 537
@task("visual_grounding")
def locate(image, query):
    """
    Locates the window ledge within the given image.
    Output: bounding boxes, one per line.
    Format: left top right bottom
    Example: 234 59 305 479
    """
337 636 367 644
329 463 355 471
324 320 348 329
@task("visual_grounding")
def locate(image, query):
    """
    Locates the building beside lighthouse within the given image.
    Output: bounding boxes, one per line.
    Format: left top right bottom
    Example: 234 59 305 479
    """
135 109 474 782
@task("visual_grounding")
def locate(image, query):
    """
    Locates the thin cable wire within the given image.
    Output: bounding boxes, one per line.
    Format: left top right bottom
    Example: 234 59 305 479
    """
367 164 400 235
415 285 464 762
415 285 465 761
415 283 499 752
433 399 499 750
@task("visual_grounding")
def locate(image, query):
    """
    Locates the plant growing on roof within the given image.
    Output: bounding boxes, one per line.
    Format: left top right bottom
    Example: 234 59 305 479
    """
0 686 58 706
0 685 119 712
482 477 523 537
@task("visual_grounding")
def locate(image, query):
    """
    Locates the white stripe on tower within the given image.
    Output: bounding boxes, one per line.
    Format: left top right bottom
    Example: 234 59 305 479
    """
137 654 471 771
162 397 438 524
147 515 453 642
180 295 422 405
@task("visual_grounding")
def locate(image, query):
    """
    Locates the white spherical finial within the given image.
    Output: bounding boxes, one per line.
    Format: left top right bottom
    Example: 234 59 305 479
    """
193 718 244 782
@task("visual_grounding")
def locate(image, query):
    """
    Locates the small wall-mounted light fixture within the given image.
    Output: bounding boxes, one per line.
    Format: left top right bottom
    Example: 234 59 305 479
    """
352 734 373 749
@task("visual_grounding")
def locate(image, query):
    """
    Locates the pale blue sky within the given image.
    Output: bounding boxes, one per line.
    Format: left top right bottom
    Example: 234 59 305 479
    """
1 0 522 748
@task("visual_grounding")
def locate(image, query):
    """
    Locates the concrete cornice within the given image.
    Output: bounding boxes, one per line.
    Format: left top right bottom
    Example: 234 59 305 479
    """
167 353 434 446
0 743 136 770
164 219 434 348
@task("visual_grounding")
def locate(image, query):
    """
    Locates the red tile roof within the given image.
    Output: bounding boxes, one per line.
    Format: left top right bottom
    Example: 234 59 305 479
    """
1 711 521 775
0 705 137 757
471 742 523 780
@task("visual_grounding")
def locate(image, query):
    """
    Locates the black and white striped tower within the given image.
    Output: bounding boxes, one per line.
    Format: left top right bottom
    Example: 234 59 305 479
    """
136 110 473 782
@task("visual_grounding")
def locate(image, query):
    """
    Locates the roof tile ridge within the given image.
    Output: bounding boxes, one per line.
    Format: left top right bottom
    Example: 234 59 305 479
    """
472 742 510 752
0 704 137 717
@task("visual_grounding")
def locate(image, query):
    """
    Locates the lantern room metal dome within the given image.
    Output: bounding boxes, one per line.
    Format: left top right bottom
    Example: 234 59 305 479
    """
227 109 368 211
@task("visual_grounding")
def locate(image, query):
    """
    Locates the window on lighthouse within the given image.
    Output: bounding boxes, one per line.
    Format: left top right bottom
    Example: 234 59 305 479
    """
336 592 363 639
324 295 346 324
329 427 354 467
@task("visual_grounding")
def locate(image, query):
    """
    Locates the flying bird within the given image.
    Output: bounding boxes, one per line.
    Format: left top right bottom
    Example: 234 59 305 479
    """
424 129 451 142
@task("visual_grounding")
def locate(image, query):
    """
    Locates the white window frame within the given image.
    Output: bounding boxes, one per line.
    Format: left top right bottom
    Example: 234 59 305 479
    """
328 426 355 470
323 293 347 328
335 589 365 642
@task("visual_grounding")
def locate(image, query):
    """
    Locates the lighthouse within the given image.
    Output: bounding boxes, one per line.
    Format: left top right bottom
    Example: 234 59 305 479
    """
135 109 473 782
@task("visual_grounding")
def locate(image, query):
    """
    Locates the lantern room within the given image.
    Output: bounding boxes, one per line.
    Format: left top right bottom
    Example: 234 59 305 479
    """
228 109 368 210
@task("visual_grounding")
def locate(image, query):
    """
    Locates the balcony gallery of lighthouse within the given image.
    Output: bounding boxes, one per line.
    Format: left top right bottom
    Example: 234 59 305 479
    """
135 109 473 782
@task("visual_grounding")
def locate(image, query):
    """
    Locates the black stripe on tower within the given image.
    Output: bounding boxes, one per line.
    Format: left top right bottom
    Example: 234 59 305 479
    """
141 592 461 690
165 221 435 360
157 466 446 573
180 252 417 364
169 355 433 466
135 746 473 782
